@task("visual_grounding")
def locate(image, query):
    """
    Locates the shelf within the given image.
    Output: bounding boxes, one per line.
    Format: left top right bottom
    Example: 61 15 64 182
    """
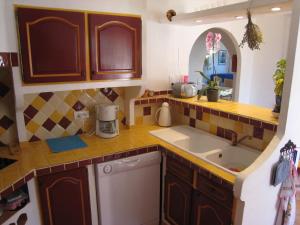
21 79 144 94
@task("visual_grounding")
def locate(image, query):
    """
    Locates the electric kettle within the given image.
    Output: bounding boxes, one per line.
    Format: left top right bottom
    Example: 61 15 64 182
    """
155 102 171 127
171 82 198 98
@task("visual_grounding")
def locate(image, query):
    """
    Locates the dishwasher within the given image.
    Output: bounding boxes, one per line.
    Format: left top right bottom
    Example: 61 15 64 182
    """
95 151 161 225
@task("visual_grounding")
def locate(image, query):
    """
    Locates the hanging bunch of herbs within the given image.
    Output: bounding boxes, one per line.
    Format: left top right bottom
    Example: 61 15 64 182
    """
239 9 263 50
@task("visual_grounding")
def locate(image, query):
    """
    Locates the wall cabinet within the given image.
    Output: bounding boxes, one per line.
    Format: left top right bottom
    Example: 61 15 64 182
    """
17 8 87 83
17 7 142 83
38 167 92 225
88 14 142 80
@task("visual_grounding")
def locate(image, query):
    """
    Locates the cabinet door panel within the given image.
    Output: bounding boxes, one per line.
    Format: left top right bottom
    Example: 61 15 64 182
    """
89 14 141 80
192 192 231 225
17 8 86 83
38 167 91 225
164 173 192 225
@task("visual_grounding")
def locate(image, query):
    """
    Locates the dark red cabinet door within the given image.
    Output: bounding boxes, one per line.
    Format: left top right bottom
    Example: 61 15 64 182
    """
38 167 92 225
17 8 86 83
164 173 192 225
192 191 232 225
89 14 142 80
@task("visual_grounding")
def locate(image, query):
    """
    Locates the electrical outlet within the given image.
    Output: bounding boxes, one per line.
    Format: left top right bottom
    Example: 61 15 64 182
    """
74 110 89 120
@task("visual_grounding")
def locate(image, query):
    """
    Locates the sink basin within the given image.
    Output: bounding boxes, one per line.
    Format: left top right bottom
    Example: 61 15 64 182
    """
0 157 17 170
150 126 229 154
202 146 260 173
150 125 261 175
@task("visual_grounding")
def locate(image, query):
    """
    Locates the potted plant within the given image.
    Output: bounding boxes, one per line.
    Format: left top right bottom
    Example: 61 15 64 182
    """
272 59 286 117
196 71 220 102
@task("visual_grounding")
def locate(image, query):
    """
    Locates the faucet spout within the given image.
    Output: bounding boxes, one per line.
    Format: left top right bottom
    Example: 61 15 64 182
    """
232 135 252 146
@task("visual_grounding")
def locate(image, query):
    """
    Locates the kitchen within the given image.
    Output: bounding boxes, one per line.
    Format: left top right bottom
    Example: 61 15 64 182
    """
0 0 300 225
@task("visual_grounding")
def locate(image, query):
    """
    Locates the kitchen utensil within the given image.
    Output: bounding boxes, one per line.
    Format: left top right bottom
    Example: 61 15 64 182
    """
171 82 198 98
96 104 119 138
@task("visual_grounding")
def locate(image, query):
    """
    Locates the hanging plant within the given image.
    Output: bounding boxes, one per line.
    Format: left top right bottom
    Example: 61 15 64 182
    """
239 9 263 50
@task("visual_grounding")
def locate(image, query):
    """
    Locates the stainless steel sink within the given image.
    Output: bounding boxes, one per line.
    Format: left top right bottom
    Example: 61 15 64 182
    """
0 157 17 170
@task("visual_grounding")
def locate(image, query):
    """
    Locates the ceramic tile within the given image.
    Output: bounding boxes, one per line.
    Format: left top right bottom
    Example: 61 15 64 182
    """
39 92 54 101
202 112 210 122
31 96 46 110
50 111 63 123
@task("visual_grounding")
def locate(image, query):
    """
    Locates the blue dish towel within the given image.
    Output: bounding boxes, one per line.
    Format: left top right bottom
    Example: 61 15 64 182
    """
47 135 87 153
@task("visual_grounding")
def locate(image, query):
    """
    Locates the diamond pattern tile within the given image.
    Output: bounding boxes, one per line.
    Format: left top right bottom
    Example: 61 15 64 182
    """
0 82 10 97
58 117 71 129
29 135 40 142
39 92 54 101
42 118 56 131
24 105 38 119
73 101 85 111
0 115 14 129
31 96 46 110
23 88 124 141
50 111 63 123
100 88 119 102
0 68 17 145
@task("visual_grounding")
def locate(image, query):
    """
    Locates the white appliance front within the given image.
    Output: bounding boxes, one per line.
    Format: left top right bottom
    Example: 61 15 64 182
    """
95 151 161 225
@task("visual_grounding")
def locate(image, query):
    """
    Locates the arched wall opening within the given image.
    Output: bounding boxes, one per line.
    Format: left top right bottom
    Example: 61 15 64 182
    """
188 27 241 101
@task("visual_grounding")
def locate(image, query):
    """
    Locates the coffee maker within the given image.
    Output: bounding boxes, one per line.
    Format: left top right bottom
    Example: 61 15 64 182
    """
96 104 119 138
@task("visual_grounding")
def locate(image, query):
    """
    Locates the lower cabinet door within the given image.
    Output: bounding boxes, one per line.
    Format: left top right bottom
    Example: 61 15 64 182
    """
192 191 232 225
38 167 92 225
164 173 192 225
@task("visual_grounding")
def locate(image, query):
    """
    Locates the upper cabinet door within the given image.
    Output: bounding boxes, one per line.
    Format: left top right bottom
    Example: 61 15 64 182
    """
17 8 86 83
89 14 142 80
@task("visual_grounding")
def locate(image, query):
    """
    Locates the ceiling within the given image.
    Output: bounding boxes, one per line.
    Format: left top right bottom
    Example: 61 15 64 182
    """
161 0 293 25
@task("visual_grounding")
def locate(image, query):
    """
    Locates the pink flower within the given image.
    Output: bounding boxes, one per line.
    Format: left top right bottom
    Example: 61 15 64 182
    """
206 32 214 51
205 32 222 52
215 33 222 50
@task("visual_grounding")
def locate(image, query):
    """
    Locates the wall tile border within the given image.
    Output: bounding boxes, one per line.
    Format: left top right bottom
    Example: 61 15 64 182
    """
0 144 235 199
135 96 278 131
0 52 19 68
0 145 159 198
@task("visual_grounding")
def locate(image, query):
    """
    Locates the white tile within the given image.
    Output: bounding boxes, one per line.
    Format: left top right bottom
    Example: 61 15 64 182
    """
31 112 48 125
56 102 71 115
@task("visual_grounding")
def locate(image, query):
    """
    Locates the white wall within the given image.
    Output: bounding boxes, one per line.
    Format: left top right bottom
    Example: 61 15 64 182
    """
234 2 300 224
249 13 291 108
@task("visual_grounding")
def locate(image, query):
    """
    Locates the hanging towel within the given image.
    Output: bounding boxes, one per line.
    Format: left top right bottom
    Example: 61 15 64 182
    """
275 160 300 225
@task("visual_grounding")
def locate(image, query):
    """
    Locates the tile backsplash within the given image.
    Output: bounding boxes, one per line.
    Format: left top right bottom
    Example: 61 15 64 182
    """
135 95 276 151
0 68 18 146
23 88 125 142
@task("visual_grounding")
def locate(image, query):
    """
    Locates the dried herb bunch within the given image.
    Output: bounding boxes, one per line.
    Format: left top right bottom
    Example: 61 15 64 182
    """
239 10 263 50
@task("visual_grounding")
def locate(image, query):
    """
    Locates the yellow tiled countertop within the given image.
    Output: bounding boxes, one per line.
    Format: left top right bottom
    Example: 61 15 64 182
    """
138 95 278 126
0 125 236 194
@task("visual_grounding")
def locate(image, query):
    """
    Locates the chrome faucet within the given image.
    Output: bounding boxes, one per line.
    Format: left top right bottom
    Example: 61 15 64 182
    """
231 134 252 146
